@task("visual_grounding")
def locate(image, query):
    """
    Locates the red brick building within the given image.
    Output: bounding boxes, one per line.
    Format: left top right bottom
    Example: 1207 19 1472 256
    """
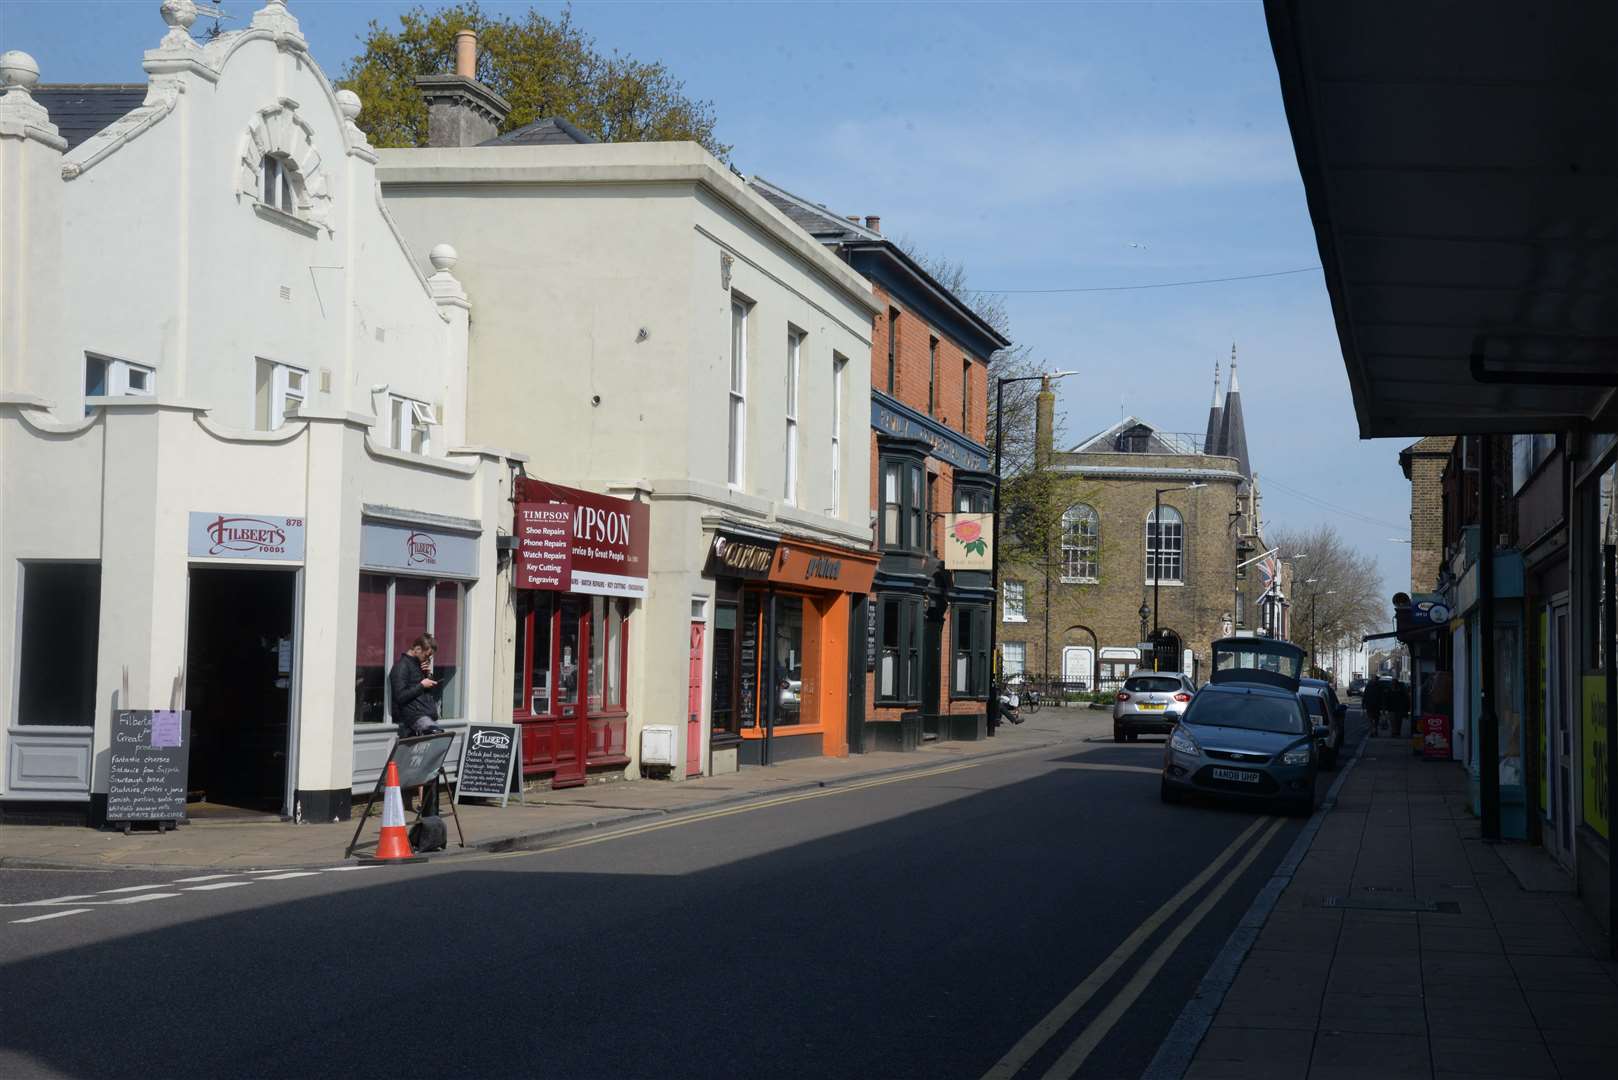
752 179 1011 748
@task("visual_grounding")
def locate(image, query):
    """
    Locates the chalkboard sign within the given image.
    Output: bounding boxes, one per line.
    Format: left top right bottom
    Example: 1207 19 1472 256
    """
107 710 191 824
738 593 760 729
454 723 523 807
392 732 456 789
865 598 878 672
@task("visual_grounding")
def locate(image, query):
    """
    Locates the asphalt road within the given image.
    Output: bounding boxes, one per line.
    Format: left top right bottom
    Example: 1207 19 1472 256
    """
0 707 1368 1080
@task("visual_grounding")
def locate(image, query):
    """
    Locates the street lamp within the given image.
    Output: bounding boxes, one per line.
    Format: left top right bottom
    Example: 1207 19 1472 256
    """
1150 482 1206 670
988 369 1078 728
1138 602 1150 644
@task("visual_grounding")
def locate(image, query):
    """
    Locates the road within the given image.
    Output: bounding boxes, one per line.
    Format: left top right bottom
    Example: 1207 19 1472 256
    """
0 707 1367 1080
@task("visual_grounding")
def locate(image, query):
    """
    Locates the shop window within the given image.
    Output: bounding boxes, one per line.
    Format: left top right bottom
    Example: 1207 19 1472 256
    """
513 593 630 718
710 603 737 734
1001 641 1026 678
254 358 306 431
951 605 990 699
353 574 465 723
1146 506 1183 584
1003 581 1027 623
84 353 155 414
876 594 923 705
879 452 927 553
1062 503 1100 582
389 395 434 454
17 562 100 726
559 601 581 707
773 595 807 726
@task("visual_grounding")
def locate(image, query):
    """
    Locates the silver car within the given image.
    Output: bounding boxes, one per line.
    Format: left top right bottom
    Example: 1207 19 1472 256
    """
1113 670 1196 742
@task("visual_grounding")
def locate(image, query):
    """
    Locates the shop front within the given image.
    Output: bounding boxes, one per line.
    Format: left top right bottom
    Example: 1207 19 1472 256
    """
704 528 878 766
511 477 648 788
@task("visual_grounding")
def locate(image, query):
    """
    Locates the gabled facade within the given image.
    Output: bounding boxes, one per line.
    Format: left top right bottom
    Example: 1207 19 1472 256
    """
750 177 1011 748
0 2 516 823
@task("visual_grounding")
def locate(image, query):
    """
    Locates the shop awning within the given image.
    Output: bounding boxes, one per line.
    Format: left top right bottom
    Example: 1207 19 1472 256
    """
1265 1 1618 437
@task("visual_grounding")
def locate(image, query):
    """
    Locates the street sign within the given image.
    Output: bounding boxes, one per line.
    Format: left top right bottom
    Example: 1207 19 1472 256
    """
454 723 524 807
107 710 191 828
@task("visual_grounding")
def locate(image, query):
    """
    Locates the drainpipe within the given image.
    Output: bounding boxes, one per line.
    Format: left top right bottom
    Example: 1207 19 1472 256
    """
1479 438 1500 842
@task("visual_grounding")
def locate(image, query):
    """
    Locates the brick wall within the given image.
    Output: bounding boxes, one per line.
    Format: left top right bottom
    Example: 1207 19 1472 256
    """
869 284 987 443
1406 436 1453 592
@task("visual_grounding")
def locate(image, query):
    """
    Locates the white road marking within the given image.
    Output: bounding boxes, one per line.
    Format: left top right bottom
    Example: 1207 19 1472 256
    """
321 865 379 872
11 908 93 924
107 892 181 904
256 871 320 881
171 874 239 883
12 894 95 905
98 883 172 894
183 881 255 891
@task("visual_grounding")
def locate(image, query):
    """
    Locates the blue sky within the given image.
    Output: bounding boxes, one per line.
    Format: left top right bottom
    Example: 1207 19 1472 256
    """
4 0 1413 601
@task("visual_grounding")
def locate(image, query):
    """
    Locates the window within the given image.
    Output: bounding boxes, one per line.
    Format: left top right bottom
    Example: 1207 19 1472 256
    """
878 452 927 552
1146 506 1184 583
962 358 971 430
926 473 938 555
876 594 924 704
784 329 801 505
17 563 100 726
773 595 808 726
1510 433 1556 493
254 359 306 431
928 336 938 414
84 353 155 413
1062 503 1100 582
1001 641 1026 678
952 605 990 698
957 485 992 513
513 593 630 718
1002 581 1027 623
389 395 434 454
886 307 898 394
261 154 295 212
729 298 748 487
353 574 465 723
831 355 846 515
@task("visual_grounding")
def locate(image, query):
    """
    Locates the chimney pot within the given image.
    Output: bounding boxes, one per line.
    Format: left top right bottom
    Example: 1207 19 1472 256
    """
455 29 477 78
865 215 881 233
844 215 860 224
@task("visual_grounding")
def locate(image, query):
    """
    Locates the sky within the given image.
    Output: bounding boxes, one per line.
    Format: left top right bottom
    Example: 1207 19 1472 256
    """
2 0 1414 606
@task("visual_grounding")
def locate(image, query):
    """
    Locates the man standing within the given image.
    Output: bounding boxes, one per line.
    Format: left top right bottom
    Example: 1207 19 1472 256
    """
390 634 441 813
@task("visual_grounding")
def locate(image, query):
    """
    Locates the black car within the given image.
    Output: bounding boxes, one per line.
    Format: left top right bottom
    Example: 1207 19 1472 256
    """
1347 676 1367 697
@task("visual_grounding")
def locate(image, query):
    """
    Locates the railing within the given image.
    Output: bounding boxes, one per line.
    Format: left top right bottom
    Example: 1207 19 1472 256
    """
1110 431 1213 455
1005 673 1123 704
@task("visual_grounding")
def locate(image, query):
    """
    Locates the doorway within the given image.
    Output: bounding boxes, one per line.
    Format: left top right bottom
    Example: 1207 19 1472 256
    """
185 567 297 815
1545 598 1575 868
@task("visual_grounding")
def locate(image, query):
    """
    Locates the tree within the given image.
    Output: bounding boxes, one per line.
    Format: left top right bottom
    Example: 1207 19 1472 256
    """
1265 523 1387 674
339 3 728 157
898 241 1049 475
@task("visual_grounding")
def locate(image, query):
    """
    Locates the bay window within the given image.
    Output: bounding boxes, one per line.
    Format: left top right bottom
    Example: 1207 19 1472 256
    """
876 593 924 705
951 605 990 699
879 450 927 553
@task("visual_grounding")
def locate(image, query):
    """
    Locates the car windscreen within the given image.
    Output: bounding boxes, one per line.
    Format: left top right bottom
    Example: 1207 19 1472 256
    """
1124 676 1182 693
1187 691 1305 735
1300 694 1328 718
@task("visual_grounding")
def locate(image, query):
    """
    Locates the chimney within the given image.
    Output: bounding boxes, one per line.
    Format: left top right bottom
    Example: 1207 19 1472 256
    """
1035 376 1055 469
864 215 881 234
414 28 511 147
845 215 860 224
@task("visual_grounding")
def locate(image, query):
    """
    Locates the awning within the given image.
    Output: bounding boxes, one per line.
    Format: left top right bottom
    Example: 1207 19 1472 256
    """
1265 1 1618 436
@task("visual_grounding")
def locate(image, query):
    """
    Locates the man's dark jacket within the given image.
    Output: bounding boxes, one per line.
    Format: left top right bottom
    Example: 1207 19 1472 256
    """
389 652 439 737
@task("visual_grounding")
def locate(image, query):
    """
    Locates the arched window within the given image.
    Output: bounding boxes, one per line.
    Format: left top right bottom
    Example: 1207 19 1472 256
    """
1061 503 1099 582
1146 506 1183 583
261 154 295 213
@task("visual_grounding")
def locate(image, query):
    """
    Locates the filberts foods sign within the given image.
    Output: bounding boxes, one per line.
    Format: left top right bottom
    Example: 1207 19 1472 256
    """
187 513 305 561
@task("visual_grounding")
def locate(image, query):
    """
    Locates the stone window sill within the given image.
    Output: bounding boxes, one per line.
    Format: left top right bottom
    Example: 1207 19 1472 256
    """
252 200 320 238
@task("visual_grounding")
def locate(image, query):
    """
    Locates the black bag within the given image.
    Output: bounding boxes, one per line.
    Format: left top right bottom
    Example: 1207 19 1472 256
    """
409 815 448 853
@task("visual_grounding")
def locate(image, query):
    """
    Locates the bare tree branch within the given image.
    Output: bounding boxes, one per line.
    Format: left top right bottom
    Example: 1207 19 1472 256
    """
1266 523 1389 670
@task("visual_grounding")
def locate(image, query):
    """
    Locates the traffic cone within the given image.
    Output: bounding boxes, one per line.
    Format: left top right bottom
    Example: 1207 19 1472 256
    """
363 761 426 864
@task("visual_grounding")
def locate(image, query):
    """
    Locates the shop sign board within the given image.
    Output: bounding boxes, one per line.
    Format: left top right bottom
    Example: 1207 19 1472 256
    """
107 710 191 823
188 513 304 561
1581 674 1609 840
870 394 991 471
516 503 574 591
515 479 649 599
1421 713 1453 760
360 519 478 579
943 513 993 571
454 723 524 807
705 532 777 580
866 599 878 672
766 542 878 594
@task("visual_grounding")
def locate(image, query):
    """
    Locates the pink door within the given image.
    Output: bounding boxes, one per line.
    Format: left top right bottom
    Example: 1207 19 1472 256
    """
687 621 705 777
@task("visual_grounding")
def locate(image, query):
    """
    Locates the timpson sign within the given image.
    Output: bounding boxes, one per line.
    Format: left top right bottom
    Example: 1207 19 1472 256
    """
514 478 649 599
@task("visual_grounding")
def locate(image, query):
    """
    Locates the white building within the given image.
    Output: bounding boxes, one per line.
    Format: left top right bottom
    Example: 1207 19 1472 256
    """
376 46 880 780
0 2 519 823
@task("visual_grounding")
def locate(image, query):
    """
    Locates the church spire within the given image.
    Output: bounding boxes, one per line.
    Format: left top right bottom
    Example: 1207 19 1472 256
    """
1220 341 1251 485
1203 356 1224 454
1228 342 1240 394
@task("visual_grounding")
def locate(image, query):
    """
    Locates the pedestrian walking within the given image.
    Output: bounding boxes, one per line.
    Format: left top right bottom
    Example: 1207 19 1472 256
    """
1387 680 1411 739
389 633 443 813
1363 676 1383 730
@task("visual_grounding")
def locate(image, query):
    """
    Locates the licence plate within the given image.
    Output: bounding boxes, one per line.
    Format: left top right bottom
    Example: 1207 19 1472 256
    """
1138 703 1166 710
1211 767 1262 784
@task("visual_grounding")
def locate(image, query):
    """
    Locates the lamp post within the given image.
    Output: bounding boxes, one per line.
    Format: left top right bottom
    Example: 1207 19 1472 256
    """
988 369 1077 729
1150 483 1205 670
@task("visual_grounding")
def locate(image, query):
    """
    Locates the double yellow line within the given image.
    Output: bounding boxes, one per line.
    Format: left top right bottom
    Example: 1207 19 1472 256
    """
475 757 992 862
981 815 1286 1080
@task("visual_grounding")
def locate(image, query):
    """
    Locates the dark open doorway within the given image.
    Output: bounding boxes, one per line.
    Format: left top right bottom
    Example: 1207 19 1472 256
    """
185 567 296 815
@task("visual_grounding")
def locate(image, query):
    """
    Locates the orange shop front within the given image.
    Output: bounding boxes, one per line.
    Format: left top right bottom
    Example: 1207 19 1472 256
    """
704 530 878 766
510 478 648 789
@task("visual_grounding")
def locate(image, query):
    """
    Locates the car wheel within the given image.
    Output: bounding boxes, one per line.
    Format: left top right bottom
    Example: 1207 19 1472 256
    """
1160 779 1181 804
1113 726 1125 743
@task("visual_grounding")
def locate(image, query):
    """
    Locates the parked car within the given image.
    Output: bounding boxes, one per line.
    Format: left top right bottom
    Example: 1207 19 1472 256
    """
1298 676 1347 768
1347 676 1367 697
1161 637 1325 816
1113 670 1196 742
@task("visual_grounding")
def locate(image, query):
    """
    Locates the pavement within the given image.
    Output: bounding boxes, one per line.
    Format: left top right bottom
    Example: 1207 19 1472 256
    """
0 706 1088 871
1180 731 1618 1080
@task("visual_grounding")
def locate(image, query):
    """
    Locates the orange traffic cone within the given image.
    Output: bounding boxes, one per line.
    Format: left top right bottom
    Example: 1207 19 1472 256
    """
363 761 427 864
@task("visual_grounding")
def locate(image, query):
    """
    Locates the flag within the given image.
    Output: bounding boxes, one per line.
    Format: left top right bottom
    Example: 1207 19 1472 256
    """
1258 553 1279 588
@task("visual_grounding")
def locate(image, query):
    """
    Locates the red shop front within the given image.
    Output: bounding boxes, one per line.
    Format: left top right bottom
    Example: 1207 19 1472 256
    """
511 478 649 788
